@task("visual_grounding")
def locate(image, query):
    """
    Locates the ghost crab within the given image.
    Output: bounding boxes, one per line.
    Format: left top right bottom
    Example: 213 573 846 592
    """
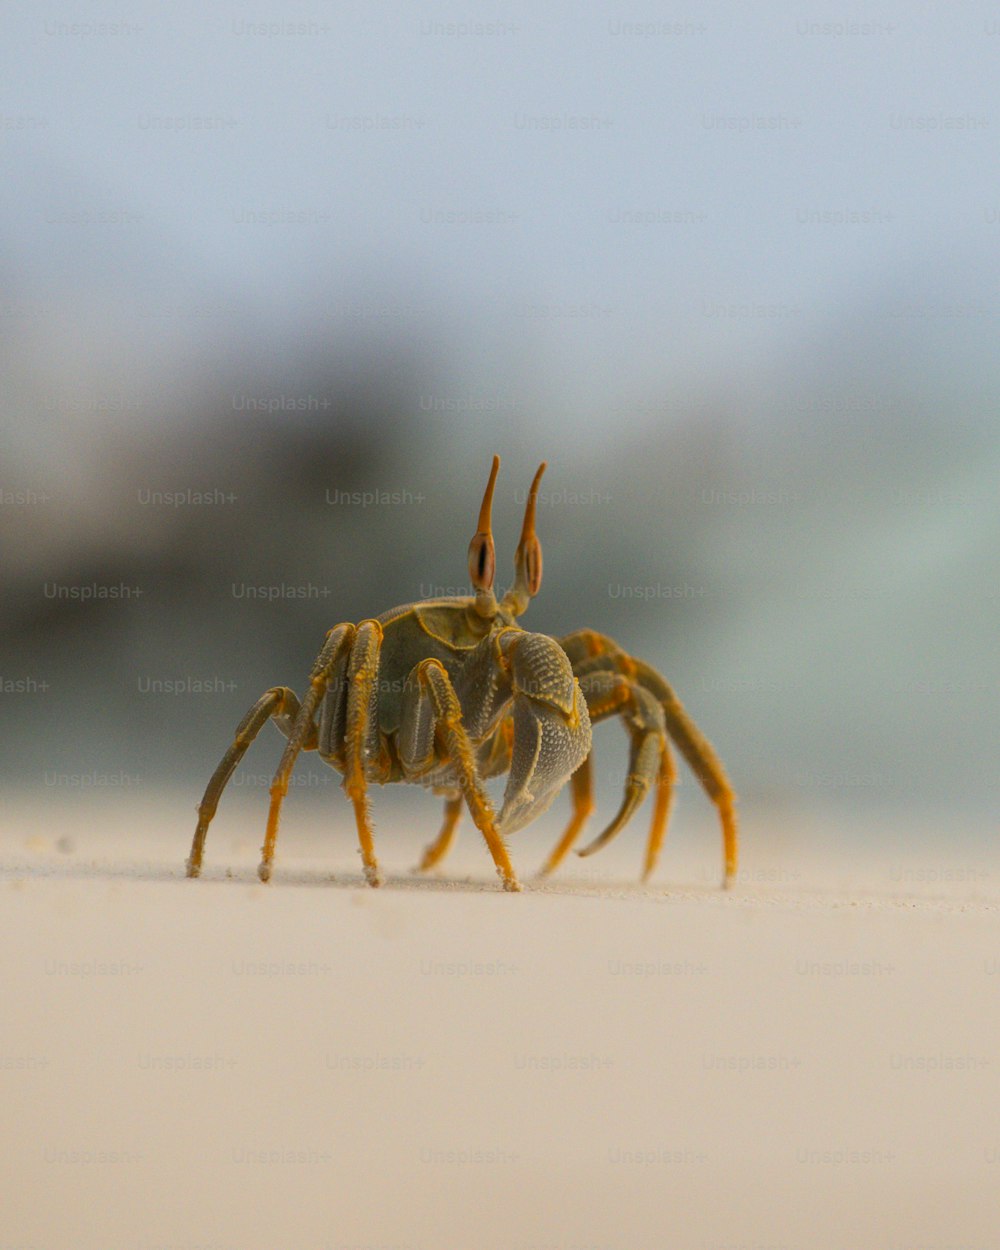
187 456 738 891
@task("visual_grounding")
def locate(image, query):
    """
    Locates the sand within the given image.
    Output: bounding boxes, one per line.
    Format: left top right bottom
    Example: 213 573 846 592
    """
3 792 999 1249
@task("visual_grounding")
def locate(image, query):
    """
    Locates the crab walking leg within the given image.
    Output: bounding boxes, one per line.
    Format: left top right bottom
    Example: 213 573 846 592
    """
538 753 594 877
418 795 463 872
187 687 313 878
642 740 677 882
403 659 520 891
631 658 737 886
415 716 511 875
340 619 387 887
258 623 355 883
559 627 630 670
561 629 738 886
537 663 631 874
541 728 677 881
577 679 667 860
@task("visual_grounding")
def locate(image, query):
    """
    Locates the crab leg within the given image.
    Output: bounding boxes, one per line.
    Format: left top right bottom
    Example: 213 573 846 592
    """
538 753 594 877
418 795 464 872
339 619 390 887
400 658 521 891
416 716 510 875
537 667 635 875
258 622 355 882
187 686 314 878
641 739 678 881
542 675 679 880
558 629 738 885
628 657 737 884
573 675 667 858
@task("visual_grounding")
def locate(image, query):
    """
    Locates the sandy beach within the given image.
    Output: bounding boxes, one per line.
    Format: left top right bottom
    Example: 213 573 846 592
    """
3 792 998 1250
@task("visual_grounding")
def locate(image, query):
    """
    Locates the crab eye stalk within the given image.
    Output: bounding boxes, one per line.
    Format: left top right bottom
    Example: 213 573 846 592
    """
503 461 545 615
468 455 500 613
467 530 496 591
521 530 542 596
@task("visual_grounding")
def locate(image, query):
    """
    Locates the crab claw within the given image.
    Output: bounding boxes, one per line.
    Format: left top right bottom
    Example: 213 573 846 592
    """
496 632 592 835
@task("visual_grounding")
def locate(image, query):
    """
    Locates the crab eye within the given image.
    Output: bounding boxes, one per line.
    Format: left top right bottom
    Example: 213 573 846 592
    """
468 454 500 595
521 534 542 596
508 460 545 605
468 532 496 592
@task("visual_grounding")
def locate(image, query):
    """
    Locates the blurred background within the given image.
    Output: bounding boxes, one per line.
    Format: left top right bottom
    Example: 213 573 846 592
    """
2 2 998 867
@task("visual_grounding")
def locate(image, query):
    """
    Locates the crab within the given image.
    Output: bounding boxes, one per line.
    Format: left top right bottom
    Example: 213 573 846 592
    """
186 457 738 891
